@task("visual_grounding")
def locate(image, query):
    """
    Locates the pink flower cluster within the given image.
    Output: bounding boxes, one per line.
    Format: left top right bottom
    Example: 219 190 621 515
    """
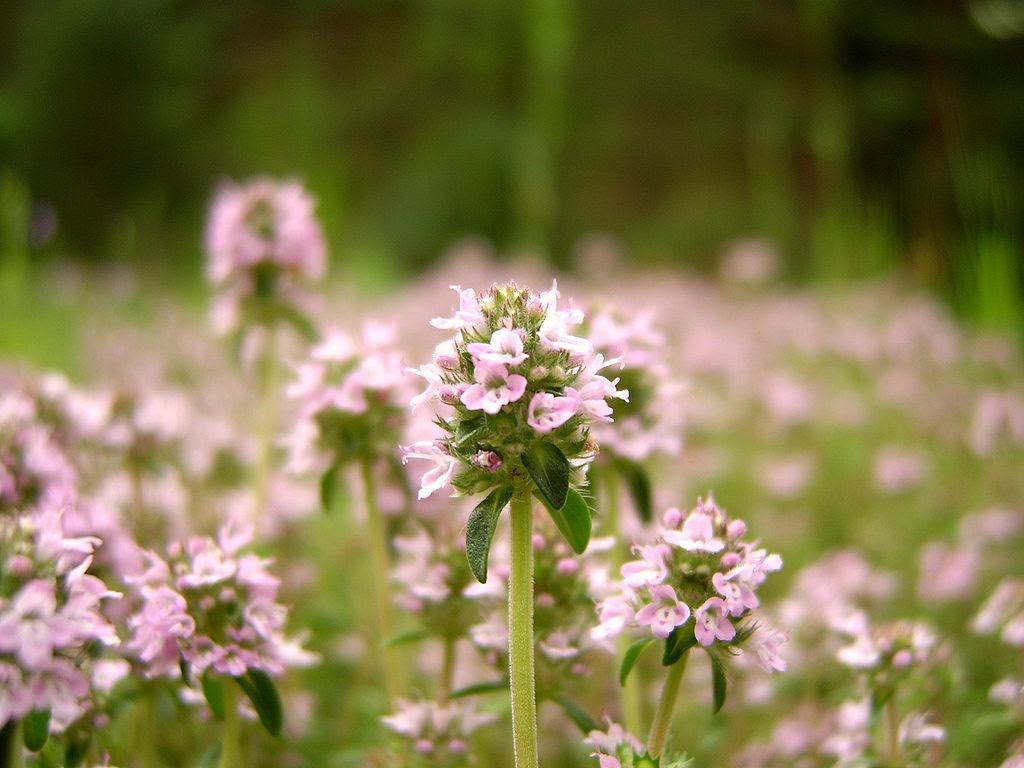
381 698 496 766
406 282 627 499
0 506 121 732
204 177 327 336
126 518 314 679
0 392 77 515
586 308 683 462
285 323 409 473
593 496 784 669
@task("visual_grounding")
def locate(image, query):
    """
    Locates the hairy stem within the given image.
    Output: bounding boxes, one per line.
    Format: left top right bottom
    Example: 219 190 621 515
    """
885 696 902 767
647 650 689 759
509 489 538 768
361 456 403 703
218 683 241 768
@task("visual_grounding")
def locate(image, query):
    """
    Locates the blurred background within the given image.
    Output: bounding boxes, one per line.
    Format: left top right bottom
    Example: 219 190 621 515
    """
1 0 1023 335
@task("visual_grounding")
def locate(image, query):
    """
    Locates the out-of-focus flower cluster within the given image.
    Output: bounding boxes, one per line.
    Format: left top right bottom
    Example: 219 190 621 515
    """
126 518 314 680
205 177 327 338
381 698 496 767
286 323 410 476
405 281 627 499
0 506 121 732
594 495 784 670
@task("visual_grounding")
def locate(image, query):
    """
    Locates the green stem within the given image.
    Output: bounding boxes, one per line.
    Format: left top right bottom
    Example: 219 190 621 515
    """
646 651 689 759
509 489 538 768
885 697 902 767
218 683 241 768
253 328 281 521
361 456 403 703
139 692 159 768
604 468 642 734
437 635 457 704
2 721 24 768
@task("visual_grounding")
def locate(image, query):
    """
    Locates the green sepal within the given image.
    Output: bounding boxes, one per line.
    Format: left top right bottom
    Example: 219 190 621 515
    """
710 653 727 714
235 668 284 737
662 625 697 666
534 488 591 554
320 464 340 513
448 679 507 699
465 485 514 583
620 636 655 686
202 672 226 721
521 441 569 510
550 695 599 735
23 709 50 751
616 458 653 524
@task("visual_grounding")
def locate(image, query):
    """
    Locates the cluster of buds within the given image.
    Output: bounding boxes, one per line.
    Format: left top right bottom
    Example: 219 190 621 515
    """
126 517 313 682
285 323 409 480
381 699 496 767
405 281 627 503
0 506 121 734
204 178 327 338
594 496 784 672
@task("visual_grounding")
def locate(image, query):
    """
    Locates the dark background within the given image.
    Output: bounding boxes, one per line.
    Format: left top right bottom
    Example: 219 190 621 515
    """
1 0 1022 314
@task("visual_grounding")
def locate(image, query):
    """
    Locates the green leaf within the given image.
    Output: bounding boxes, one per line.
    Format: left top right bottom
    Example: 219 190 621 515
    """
616 459 652 524
465 485 513 583
711 654 727 714
521 441 569 510
23 709 50 751
619 637 655 686
663 626 697 666
448 679 507 699
64 732 91 768
385 629 429 648
202 673 226 721
235 668 284 737
535 488 591 554
550 695 599 735
320 465 340 513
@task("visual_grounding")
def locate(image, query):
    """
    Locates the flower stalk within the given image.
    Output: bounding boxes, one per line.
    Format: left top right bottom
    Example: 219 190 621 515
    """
647 650 689 759
509 488 539 768
218 682 241 768
361 456 403 703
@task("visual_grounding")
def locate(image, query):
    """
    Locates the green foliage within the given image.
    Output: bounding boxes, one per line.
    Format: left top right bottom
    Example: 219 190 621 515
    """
522 442 569 510
235 669 284 738
465 485 514 583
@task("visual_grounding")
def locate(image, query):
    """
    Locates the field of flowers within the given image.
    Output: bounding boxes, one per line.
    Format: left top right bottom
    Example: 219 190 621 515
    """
1 180 1023 768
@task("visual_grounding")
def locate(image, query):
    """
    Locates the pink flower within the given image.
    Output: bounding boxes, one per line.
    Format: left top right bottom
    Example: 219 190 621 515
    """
460 361 527 414
694 597 735 646
402 441 457 499
592 593 635 641
747 626 788 673
663 513 724 553
527 392 578 433
635 584 691 639
431 285 485 332
620 544 670 588
713 569 759 616
467 328 528 366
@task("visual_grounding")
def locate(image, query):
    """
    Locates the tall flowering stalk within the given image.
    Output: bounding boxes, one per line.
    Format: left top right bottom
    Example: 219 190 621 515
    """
205 178 328 520
593 496 784 763
406 282 626 768
285 322 410 701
